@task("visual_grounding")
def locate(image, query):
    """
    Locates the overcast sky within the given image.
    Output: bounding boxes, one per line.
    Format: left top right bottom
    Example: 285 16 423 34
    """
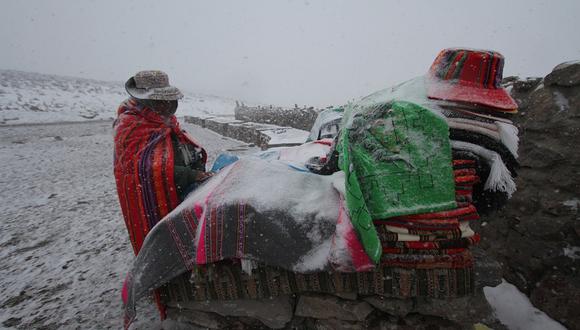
1 0 579 107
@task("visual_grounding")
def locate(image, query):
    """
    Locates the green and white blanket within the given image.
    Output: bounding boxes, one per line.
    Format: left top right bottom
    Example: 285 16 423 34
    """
338 100 457 263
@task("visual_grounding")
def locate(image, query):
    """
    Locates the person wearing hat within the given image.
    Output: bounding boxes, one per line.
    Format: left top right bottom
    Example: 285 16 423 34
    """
113 70 213 256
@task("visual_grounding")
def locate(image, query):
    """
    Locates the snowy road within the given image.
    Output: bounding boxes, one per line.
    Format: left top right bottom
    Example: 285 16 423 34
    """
0 120 257 329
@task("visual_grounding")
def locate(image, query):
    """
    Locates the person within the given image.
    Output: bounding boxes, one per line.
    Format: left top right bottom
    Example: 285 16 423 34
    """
113 70 213 255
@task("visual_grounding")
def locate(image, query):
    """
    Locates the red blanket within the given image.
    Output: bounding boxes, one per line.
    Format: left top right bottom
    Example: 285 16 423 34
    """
113 98 206 254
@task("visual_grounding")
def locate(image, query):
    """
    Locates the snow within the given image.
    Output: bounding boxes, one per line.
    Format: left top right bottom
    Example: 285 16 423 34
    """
257 140 331 169
262 127 309 146
205 116 241 124
484 280 567 330
562 198 579 212
563 246 580 260
240 259 258 275
293 239 332 273
553 91 570 112
532 82 545 93
0 70 240 125
330 171 346 196
198 157 340 224
344 77 427 129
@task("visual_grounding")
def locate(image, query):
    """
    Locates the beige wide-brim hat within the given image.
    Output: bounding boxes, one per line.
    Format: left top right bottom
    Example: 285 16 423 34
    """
125 70 184 101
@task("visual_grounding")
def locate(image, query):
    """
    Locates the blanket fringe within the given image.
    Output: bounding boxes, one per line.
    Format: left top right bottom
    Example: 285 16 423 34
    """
451 140 516 198
485 152 517 198
496 122 519 158
241 259 257 275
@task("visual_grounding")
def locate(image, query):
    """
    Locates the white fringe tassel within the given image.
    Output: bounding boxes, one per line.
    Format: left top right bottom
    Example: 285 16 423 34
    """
451 140 517 198
241 259 257 275
496 122 519 159
486 152 517 198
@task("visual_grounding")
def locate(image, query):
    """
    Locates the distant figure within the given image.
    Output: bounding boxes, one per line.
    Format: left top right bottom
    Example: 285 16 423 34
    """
113 70 212 255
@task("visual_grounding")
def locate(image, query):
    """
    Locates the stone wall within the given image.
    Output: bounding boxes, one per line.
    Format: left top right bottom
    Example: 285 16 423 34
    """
184 115 308 149
234 103 320 131
164 249 503 329
166 291 504 330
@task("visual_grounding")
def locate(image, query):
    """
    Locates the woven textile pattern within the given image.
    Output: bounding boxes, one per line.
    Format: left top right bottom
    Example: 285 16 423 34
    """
114 98 206 254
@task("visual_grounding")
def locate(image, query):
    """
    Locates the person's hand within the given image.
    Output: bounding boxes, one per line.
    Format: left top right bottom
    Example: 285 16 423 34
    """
195 171 214 182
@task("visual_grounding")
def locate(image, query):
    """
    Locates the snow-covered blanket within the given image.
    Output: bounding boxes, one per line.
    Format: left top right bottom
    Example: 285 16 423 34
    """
255 138 333 171
122 157 373 327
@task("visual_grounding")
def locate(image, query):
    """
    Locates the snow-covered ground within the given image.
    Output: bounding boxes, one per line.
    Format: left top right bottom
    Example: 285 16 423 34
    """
0 70 239 125
0 120 257 329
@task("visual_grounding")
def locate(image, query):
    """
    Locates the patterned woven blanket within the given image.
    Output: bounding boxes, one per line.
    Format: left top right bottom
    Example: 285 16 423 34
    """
114 98 207 254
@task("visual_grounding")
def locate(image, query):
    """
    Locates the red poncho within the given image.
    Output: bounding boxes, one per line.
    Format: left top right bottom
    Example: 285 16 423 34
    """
113 99 206 255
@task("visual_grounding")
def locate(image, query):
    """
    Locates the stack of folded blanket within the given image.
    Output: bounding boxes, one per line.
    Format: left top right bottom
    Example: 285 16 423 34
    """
123 48 520 327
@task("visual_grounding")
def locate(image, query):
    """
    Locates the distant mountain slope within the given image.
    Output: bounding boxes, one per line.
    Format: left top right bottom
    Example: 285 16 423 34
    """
0 70 238 125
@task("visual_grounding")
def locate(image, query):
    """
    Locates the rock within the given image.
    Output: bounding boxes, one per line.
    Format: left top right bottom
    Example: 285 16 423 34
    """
2 317 22 327
502 76 519 85
315 318 366 330
283 316 307 329
167 296 294 329
165 308 228 329
237 316 273 329
412 293 501 328
363 296 413 317
519 140 566 169
473 248 503 289
184 115 307 150
184 116 274 149
530 272 580 330
545 61 580 87
370 319 403 330
574 224 580 238
400 313 459 329
333 291 358 300
1 291 31 308
513 77 542 93
295 294 374 321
